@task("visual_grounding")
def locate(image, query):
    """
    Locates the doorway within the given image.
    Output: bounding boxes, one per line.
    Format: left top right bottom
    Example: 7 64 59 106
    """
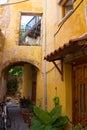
72 63 87 124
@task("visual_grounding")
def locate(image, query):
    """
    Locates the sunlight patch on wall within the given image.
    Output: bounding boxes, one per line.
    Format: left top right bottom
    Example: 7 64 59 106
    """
0 0 7 4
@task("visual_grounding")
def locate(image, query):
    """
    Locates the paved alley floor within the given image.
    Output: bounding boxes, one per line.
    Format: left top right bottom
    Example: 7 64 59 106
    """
7 103 29 130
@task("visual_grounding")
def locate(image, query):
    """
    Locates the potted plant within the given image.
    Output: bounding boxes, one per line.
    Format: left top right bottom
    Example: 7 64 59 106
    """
30 105 69 130
20 97 32 108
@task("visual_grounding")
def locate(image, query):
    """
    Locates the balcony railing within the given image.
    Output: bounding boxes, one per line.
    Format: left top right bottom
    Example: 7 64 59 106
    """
19 16 41 46
25 16 40 31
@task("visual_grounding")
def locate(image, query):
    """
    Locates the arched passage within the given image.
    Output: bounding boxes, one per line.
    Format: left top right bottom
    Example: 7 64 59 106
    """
0 58 41 103
1 57 41 73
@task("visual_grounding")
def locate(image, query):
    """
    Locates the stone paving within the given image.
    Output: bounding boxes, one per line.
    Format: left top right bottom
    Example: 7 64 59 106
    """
7 104 30 130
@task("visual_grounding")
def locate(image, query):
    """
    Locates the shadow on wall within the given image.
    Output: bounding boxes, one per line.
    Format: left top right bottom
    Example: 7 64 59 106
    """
0 29 5 54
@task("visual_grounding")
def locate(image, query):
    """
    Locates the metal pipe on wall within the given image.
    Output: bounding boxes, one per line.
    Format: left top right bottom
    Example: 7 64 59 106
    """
43 0 47 110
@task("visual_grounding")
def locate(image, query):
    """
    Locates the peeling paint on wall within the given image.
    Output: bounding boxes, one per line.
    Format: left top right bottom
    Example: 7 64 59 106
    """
0 6 10 34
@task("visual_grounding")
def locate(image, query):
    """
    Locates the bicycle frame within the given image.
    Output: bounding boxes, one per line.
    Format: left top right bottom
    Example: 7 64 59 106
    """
0 102 11 130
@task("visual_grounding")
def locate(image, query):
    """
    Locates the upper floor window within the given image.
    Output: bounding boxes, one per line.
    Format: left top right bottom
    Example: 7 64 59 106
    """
58 0 73 17
63 0 73 14
19 13 41 46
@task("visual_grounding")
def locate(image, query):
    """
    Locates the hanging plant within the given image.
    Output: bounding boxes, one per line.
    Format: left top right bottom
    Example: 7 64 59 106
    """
53 96 59 106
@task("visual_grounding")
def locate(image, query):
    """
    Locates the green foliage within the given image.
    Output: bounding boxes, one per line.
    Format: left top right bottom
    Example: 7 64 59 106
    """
53 116 69 127
9 66 23 77
64 122 87 130
28 104 34 112
20 97 33 108
7 66 23 94
34 106 52 125
30 105 69 130
50 105 62 120
73 124 87 130
74 124 83 130
53 96 59 106
7 78 18 93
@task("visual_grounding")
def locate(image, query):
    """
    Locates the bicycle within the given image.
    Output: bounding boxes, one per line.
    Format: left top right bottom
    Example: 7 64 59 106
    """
0 101 11 130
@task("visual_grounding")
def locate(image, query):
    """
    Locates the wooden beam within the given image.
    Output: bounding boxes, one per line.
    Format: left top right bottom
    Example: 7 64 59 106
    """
52 60 63 80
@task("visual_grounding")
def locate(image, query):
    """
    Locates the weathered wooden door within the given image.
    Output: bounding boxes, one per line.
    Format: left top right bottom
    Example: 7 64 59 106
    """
73 63 87 125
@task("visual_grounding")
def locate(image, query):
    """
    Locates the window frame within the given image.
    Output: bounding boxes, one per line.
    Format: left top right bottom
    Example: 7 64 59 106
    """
58 0 73 17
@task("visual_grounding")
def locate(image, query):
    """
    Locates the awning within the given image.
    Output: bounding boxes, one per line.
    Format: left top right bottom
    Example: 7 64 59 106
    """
44 33 87 62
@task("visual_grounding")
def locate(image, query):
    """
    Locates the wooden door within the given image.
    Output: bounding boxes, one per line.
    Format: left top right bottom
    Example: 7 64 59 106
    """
31 81 36 104
73 63 87 125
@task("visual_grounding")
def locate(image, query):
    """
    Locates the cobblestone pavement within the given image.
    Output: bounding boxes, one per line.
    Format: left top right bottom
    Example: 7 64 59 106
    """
7 104 29 130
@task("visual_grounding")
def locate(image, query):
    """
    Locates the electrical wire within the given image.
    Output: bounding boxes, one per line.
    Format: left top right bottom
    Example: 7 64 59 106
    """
0 0 29 6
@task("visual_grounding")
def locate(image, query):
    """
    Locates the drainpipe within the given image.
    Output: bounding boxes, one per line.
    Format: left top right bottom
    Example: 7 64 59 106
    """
43 0 47 110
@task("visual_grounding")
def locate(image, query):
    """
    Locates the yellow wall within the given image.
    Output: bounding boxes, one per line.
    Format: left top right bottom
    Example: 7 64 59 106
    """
0 0 87 121
36 70 44 108
45 0 87 120
0 0 44 107
0 0 43 69
22 64 32 98
0 29 6 101
0 29 5 66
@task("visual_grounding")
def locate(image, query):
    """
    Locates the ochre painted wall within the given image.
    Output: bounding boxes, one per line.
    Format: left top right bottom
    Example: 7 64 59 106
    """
45 0 87 121
0 0 44 106
22 64 32 98
0 0 43 69
0 0 87 121
0 29 6 101
0 29 5 66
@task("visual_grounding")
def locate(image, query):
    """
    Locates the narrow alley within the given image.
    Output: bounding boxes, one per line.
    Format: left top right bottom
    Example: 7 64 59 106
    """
7 103 29 130
0 0 87 128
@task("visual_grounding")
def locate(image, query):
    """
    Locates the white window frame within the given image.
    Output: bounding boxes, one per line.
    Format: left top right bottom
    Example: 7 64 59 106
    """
58 0 73 17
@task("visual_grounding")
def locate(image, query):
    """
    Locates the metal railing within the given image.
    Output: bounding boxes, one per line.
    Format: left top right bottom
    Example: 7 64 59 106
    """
25 16 40 31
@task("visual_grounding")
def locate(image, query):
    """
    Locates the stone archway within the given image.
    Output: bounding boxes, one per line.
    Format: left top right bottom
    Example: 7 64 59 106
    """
0 58 41 102
0 57 41 74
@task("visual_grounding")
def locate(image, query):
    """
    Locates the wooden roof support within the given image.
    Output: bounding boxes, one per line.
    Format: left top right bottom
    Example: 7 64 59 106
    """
52 60 63 81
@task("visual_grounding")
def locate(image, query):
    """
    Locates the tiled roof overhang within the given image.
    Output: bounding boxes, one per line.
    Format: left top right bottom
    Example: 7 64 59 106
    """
44 33 87 62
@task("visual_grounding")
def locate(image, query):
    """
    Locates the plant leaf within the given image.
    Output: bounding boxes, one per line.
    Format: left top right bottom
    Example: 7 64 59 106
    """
30 125 45 130
34 106 52 125
30 116 44 130
52 116 68 127
50 105 62 123
44 125 52 130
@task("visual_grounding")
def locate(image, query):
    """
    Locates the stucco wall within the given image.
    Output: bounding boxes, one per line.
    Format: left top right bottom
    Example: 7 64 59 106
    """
0 0 87 120
0 29 6 101
0 29 5 65
22 64 32 98
0 0 44 106
45 0 87 120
